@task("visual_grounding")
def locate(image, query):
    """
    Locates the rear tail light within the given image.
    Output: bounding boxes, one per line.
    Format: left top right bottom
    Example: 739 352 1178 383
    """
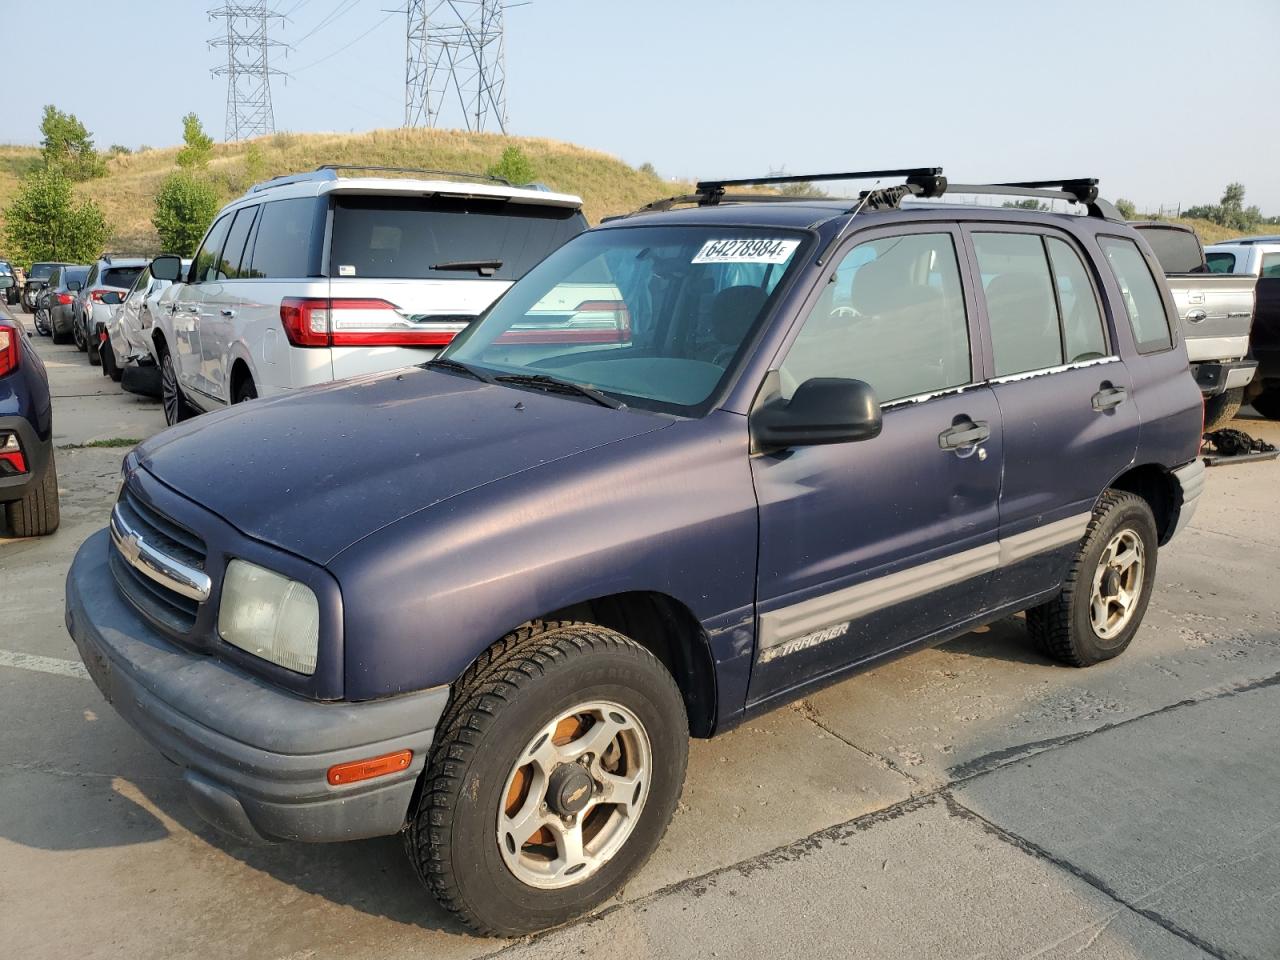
56 293 73 305
0 326 18 377
495 300 632 345
90 289 112 302
0 433 25 474
280 297 462 348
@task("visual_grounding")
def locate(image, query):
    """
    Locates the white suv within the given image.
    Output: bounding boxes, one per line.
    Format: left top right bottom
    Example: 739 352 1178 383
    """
148 165 587 423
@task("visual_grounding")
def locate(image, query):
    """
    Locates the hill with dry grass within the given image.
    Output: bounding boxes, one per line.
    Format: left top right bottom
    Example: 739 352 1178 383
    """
0 130 1267 255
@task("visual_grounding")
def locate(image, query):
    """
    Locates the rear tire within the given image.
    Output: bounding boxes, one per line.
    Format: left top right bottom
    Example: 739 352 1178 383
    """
233 376 257 404
1026 490 1158 667
405 621 688 937
1203 387 1243 431
50 316 70 344
160 349 194 425
1250 387 1280 421
5 452 60 537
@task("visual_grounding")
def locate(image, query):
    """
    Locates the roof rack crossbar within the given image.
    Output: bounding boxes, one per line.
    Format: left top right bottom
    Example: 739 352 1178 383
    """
250 164 513 193
944 179 1119 220
695 167 942 193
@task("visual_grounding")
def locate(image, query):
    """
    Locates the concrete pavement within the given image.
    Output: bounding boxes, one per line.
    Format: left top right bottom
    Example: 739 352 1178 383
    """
1 306 1277 959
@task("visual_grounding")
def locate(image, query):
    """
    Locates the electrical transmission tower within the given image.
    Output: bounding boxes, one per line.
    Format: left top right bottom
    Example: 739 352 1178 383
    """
210 3 288 141
405 1 509 133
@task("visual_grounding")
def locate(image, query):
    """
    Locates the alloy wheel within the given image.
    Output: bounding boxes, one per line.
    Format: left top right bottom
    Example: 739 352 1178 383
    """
1089 528 1145 640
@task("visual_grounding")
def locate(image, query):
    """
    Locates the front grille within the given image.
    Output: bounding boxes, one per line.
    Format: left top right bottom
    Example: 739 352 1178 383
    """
110 487 208 635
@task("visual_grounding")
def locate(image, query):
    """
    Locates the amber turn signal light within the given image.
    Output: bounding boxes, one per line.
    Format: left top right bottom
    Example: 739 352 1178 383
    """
327 750 412 786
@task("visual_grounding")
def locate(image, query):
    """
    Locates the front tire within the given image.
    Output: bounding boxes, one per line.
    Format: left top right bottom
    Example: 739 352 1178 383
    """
1027 490 1158 667
101 336 123 382
1203 387 1243 431
160 349 194 425
73 319 88 352
88 329 101 366
5 452 60 537
406 621 688 937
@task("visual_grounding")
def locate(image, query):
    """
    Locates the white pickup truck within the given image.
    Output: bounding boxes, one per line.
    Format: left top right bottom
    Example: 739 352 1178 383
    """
1132 223 1256 428
1205 237 1280 419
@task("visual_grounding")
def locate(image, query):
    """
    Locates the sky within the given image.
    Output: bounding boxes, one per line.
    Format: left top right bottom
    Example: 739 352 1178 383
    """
4 0 1279 213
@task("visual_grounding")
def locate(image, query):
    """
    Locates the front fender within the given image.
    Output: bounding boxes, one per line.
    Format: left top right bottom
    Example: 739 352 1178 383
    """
329 412 760 700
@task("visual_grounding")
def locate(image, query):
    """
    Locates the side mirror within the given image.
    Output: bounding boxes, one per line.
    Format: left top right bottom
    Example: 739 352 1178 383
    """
68 280 82 292
150 255 183 283
751 377 883 451
100 291 124 305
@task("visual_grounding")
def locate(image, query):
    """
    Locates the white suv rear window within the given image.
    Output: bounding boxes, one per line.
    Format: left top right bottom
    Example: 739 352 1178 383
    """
329 195 584 281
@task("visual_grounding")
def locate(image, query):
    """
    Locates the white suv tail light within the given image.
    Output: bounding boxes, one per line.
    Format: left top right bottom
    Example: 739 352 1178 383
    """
279 297 467 348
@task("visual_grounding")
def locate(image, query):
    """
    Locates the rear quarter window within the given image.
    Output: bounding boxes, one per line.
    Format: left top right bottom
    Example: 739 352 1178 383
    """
1099 236 1173 353
1205 252 1236 273
246 198 319 279
329 195 585 281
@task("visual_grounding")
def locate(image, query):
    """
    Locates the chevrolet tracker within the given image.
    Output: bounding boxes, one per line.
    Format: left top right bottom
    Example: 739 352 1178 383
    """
66 168 1206 936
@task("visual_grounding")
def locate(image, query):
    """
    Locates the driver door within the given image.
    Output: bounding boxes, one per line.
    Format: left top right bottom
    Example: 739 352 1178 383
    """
748 227 1002 705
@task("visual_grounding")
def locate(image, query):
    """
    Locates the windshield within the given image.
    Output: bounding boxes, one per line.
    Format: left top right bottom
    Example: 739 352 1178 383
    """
329 195 586 281
442 225 808 415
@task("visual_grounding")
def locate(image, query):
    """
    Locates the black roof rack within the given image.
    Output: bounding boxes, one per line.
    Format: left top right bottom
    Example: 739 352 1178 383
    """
616 168 1120 222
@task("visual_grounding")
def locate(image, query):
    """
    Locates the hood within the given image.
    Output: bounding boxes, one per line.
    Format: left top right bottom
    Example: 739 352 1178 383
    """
136 367 671 562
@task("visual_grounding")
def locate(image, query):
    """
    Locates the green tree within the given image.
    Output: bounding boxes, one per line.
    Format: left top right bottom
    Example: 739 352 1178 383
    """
152 171 220 256
1002 198 1050 211
175 113 214 169
39 105 106 180
487 145 535 184
1115 198 1137 220
3 167 109 264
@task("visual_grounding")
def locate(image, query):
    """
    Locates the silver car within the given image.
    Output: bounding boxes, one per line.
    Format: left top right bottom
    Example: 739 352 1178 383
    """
73 256 147 364
100 260 189 384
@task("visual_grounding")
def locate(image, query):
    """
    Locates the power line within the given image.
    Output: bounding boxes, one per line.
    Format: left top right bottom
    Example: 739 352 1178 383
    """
292 9 397 72
209 3 288 141
293 0 363 44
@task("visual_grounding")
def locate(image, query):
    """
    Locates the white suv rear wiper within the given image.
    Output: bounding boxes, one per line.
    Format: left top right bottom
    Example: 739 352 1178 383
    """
430 259 503 277
494 373 626 409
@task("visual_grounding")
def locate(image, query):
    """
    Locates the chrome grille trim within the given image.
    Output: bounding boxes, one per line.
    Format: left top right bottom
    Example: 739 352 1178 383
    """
110 502 212 603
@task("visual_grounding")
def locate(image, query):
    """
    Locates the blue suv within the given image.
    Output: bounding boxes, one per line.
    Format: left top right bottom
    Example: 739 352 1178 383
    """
1 313 59 536
66 169 1204 935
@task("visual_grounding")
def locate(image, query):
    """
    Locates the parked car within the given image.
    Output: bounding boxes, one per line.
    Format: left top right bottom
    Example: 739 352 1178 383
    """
67 169 1204 936
22 262 68 313
1129 222 1256 428
0 313 59 536
100 260 190 384
147 165 587 425
0 260 20 305
44 265 89 344
72 255 147 364
1204 239 1280 419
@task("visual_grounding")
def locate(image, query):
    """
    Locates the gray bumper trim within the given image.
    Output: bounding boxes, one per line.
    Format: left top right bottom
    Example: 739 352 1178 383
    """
1172 458 1206 539
65 529 449 843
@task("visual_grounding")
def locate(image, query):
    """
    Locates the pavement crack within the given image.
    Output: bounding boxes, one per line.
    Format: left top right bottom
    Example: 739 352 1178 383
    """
941 792 1238 960
790 698 922 786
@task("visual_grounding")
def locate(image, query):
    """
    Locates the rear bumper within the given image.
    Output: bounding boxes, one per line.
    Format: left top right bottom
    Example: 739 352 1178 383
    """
0 414 52 504
1191 359 1256 396
1171 459 1206 540
65 529 450 843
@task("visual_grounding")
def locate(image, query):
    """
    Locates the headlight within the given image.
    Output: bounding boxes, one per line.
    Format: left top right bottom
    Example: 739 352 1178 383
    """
218 559 320 675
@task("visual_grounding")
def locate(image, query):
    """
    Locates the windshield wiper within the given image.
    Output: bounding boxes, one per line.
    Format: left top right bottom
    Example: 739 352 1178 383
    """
423 357 494 382
430 259 503 277
494 373 626 410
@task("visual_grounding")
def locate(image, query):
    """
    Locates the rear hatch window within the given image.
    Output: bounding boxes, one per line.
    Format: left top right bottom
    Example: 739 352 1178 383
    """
1134 227 1205 274
102 267 143 289
329 195 585 281
29 264 58 280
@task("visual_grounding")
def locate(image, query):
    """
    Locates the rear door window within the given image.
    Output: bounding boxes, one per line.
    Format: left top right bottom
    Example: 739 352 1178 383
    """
329 195 584 281
1261 253 1280 279
1205 252 1236 273
972 232 1063 376
219 206 258 280
1046 238 1108 362
247 198 316 279
1099 236 1174 353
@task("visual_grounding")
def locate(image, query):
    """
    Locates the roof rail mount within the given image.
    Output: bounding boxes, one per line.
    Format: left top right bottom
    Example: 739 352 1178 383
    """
250 164 513 193
695 167 943 205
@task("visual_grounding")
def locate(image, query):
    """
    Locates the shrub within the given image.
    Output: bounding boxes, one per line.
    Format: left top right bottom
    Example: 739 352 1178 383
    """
152 171 220 256
3 167 110 264
39 105 106 181
487 145 535 185
175 113 214 169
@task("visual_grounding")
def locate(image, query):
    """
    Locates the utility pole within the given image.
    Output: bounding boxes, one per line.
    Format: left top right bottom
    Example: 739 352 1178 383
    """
404 1 509 133
210 3 288 141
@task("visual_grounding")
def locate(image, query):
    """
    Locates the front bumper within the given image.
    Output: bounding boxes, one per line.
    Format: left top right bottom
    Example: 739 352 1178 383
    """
1191 359 1256 397
65 528 449 843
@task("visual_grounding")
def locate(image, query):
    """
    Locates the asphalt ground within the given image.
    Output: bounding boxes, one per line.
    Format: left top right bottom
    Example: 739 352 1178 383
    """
2 306 1277 959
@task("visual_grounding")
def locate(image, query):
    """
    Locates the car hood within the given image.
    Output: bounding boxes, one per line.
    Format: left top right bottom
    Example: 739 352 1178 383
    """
135 367 672 563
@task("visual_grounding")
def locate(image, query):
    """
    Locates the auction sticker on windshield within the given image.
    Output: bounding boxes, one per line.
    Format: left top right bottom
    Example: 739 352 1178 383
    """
692 238 801 265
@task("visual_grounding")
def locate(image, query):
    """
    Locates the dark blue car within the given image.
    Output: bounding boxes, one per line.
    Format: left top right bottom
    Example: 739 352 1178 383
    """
66 170 1204 936
0 312 59 536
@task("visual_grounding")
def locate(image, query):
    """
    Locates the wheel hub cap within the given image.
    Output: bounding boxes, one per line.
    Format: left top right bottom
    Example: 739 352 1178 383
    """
547 763 594 816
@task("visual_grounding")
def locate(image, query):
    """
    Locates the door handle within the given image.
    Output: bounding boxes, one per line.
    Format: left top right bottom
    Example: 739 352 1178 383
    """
1092 386 1128 411
1186 309 1207 324
220 309 236 318
938 419 991 450
183 304 198 313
